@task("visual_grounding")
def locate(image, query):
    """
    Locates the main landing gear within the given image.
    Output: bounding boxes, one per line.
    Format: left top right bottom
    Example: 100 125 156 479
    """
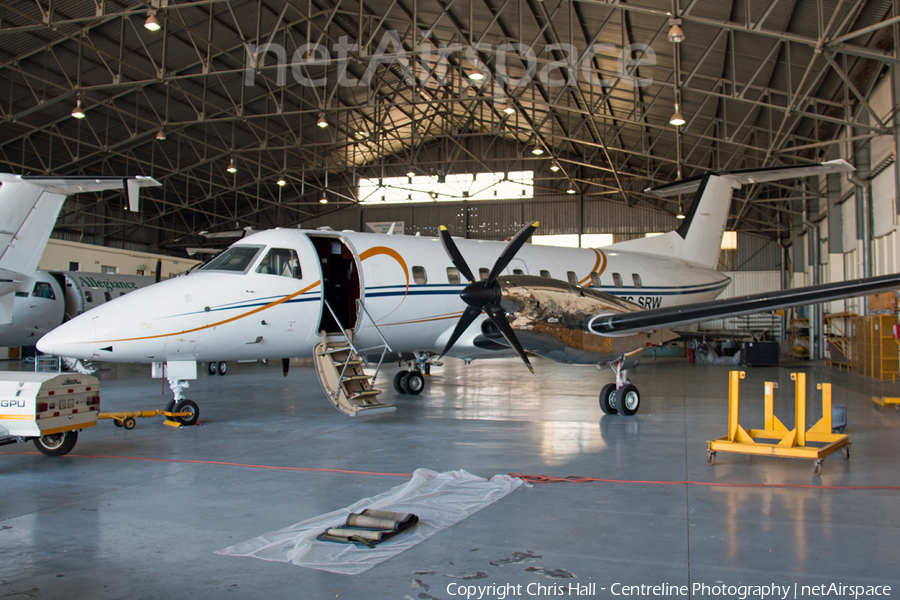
598 361 641 416
392 354 439 396
206 361 228 376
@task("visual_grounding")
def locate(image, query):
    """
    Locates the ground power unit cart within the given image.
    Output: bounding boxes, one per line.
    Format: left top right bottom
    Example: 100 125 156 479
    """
0 372 100 456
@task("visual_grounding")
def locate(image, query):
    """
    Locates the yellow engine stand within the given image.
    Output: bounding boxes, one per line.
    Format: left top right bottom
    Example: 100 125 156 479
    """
707 371 850 475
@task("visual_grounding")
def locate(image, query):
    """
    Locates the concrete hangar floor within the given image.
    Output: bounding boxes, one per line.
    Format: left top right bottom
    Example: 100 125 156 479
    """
1 356 899 600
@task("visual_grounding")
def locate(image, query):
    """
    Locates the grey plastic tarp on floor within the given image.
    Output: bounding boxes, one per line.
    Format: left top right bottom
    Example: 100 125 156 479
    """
216 468 526 575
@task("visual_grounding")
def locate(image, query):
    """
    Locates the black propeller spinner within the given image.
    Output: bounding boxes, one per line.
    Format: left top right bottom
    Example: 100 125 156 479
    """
438 221 539 374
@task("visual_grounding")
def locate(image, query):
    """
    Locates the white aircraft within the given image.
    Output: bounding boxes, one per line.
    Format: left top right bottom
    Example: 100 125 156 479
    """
36 160 900 419
0 174 160 350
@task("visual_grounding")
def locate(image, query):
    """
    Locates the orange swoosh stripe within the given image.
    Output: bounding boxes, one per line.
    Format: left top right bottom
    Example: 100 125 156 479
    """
97 280 322 344
379 312 464 327
578 249 605 285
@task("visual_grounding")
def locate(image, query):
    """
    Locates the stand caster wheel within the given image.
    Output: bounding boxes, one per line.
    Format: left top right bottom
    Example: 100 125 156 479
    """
842 445 851 459
123 417 136 430
706 451 716 466
812 461 823 476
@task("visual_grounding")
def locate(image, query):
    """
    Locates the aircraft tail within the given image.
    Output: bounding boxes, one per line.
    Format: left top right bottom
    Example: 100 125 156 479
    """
606 160 855 269
0 175 160 277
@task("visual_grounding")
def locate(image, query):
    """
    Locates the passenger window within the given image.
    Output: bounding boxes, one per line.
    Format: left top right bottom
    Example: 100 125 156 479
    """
412 266 427 284
104 291 112 302
84 291 93 303
540 270 551 278
479 268 489 280
632 274 642 288
446 267 460 285
32 282 56 300
590 272 601 287
612 273 623 288
256 248 302 279
513 269 524 275
566 271 577 285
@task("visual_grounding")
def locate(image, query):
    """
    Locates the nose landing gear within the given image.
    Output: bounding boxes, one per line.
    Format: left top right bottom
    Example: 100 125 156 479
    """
598 361 642 416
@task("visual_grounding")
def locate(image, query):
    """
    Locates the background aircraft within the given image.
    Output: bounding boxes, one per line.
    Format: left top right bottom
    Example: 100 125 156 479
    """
0 174 160 351
37 160 900 418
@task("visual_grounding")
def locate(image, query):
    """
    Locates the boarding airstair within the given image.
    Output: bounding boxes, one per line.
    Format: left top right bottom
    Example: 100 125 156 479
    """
313 300 395 416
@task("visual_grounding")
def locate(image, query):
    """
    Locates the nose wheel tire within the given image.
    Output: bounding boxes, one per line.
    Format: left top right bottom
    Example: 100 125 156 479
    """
599 383 618 415
173 399 200 426
393 370 409 394
33 431 78 456
401 371 425 395
217 361 227 375
207 362 217 375
617 384 641 416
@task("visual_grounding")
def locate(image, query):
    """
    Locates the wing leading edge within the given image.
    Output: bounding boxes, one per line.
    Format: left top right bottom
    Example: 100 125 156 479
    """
588 273 900 335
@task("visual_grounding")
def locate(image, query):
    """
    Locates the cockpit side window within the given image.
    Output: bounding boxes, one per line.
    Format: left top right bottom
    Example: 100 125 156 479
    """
256 248 302 279
200 246 263 273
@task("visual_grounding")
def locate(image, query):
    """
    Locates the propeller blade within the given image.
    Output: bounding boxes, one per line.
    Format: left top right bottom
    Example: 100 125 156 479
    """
485 221 538 285
155 259 162 283
438 305 482 358
439 226 476 283
282 358 290 377
486 305 534 374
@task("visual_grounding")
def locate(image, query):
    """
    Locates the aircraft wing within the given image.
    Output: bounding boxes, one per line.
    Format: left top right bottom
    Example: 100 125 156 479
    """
646 159 854 197
588 272 900 335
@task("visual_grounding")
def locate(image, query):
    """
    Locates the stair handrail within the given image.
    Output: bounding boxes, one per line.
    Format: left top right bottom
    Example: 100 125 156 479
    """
321 299 360 392
355 298 392 382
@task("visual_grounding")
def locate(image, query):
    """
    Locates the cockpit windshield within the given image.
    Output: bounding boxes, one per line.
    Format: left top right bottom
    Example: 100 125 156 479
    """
199 245 262 272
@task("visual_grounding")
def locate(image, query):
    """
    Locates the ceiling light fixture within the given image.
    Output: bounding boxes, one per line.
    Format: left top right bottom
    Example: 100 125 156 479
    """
319 194 329 204
499 100 515 114
531 146 544 156
317 113 328 128
144 13 161 32
669 103 686 127
71 99 86 119
226 157 237 173
676 206 686 219
407 168 416 178
566 184 577 194
667 18 685 43
155 128 166 141
550 161 560 172
468 67 485 81
277 176 287 187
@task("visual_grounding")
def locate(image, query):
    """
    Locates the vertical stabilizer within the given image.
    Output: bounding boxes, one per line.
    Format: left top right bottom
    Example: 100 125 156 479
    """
0 182 65 276
608 160 855 269
604 174 737 269
673 175 740 269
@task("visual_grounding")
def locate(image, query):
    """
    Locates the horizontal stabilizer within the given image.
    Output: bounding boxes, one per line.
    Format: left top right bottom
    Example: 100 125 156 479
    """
19 175 160 212
646 159 854 197
589 272 900 335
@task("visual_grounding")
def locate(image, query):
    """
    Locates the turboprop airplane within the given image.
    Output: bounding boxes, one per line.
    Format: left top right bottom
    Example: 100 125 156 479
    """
0 174 160 350
36 159 900 419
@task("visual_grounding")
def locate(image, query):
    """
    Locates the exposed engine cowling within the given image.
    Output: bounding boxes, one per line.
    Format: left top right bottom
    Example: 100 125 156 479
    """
494 275 677 365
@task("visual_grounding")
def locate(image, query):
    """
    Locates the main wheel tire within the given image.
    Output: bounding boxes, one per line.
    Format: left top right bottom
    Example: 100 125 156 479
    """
401 371 425 395
173 399 199 426
207 362 217 375
393 370 409 394
33 431 78 456
617 384 641 416
217 361 227 375
599 383 618 415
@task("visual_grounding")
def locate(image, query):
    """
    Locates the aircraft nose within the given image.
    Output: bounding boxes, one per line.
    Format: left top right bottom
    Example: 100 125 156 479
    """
36 317 96 360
